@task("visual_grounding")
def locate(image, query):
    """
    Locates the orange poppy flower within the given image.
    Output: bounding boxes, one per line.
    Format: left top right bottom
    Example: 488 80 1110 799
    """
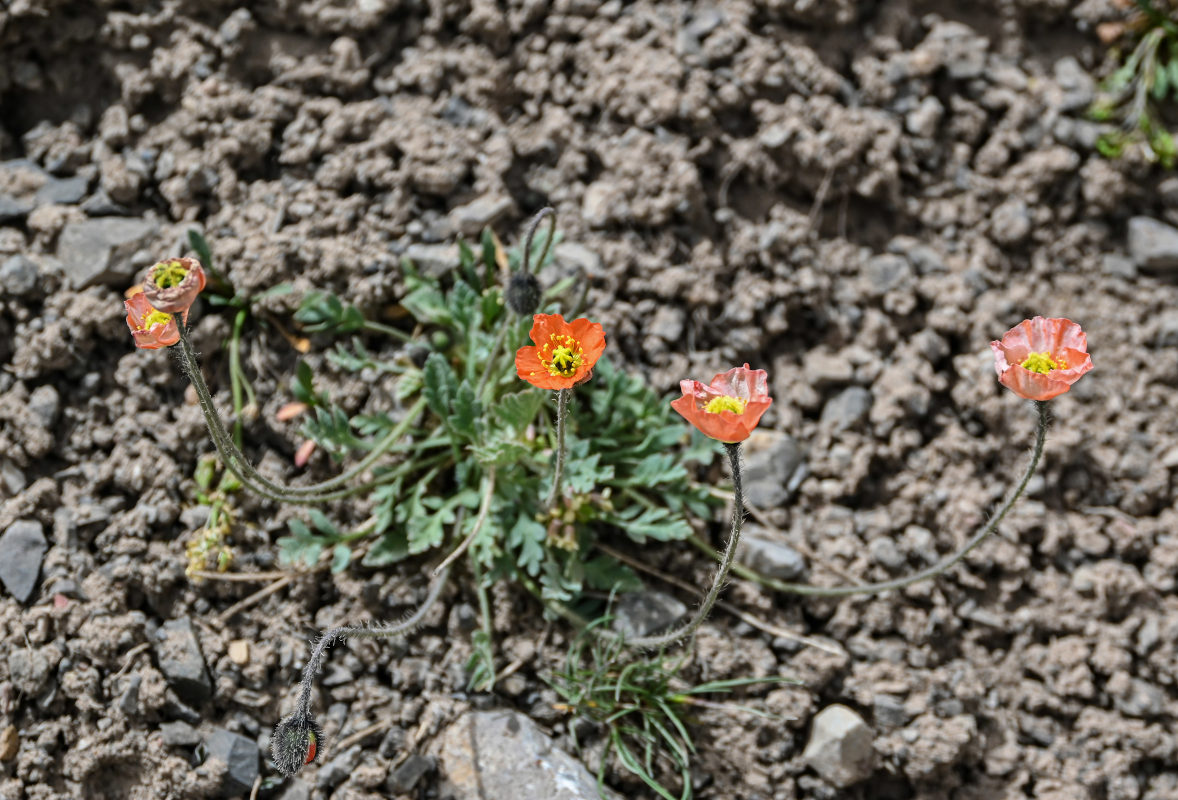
671 363 772 443
142 257 206 315
991 317 1093 401
515 314 607 390
125 292 180 349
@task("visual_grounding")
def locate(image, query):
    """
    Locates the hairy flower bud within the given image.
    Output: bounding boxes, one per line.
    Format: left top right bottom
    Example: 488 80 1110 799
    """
505 272 542 316
271 712 324 776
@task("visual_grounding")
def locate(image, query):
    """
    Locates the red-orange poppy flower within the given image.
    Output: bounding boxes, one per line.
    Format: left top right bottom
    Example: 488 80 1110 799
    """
990 316 1093 401
125 292 180 349
142 257 206 315
515 314 607 390
671 363 772 443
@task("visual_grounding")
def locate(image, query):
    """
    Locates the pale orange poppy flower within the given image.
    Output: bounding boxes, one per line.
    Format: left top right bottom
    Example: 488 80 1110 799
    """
142 257 207 315
671 363 772 443
515 314 607 390
990 316 1093 401
125 293 180 349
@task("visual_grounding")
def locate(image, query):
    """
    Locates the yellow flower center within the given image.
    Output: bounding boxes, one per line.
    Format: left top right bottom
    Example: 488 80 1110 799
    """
153 260 189 289
142 309 173 329
1020 352 1066 374
542 335 583 378
705 395 746 414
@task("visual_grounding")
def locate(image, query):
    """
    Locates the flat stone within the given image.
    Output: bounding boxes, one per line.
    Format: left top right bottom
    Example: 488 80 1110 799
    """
155 618 212 705
612 591 687 639
81 188 128 216
0 194 33 223
449 194 514 237
0 255 39 296
739 529 807 581
316 745 361 790
387 753 434 794
1129 216 1178 271
863 253 912 296
7 647 52 695
0 520 47 603
35 175 88 206
0 725 16 761
820 387 872 432
228 640 250 666
276 778 313 800
27 385 59 429
435 710 622 800
159 720 202 747
205 727 258 795
802 704 874 788
55 217 158 288
991 198 1031 245
404 243 458 278
742 430 806 509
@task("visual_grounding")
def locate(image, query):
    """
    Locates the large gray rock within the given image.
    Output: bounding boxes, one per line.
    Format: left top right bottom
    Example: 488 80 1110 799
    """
155 618 212 705
0 520 47 603
449 194 514 237
820 387 873 432
802 704 874 788
35 175 88 206
204 728 258 795
742 430 805 509
436 710 622 800
739 528 807 581
1128 216 1178 271
613 590 687 639
0 195 33 223
55 217 158 288
0 255 39 297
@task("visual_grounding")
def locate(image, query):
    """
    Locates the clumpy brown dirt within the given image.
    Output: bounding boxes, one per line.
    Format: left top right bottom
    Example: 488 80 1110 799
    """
3 0 1178 798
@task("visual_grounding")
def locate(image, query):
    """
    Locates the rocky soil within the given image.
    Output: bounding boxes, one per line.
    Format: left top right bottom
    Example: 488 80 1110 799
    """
3 0 1178 798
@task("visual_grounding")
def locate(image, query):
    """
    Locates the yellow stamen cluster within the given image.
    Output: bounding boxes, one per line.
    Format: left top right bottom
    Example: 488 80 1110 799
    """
142 309 173 329
1020 352 1066 374
541 334 583 378
152 260 189 289
704 395 746 414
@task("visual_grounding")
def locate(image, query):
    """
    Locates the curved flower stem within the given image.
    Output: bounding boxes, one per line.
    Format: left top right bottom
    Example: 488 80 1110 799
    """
705 401 1051 598
176 323 426 503
530 442 749 650
432 468 497 576
293 560 453 723
521 207 556 276
615 441 745 649
546 388 571 508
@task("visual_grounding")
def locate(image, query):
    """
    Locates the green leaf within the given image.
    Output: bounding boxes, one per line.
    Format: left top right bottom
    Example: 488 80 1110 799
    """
401 280 451 325
396 369 424 402
308 509 339 538
1155 62 1170 100
293 361 315 404
277 519 325 568
508 515 547 576
194 457 217 491
423 352 458 418
449 381 481 440
362 529 411 566
471 440 531 467
490 390 544 433
187 229 215 270
603 505 692 544
330 544 351 573
583 556 643 593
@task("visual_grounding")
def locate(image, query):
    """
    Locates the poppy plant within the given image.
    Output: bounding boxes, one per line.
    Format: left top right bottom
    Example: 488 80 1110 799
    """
515 313 606 390
991 317 1093 401
142 257 206 315
671 363 772 443
125 292 180 349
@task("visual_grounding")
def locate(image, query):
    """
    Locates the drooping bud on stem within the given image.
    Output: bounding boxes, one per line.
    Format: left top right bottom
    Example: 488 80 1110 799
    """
270 712 324 776
505 271 542 316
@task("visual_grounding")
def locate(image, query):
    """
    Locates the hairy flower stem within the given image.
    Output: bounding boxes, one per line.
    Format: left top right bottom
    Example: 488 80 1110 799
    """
521 207 556 276
293 561 453 723
176 324 425 503
547 388 571 508
706 401 1051 597
618 441 745 649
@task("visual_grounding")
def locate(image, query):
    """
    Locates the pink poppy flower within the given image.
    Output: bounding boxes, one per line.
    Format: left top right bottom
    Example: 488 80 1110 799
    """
125 292 180 349
991 317 1093 401
142 257 206 315
671 363 772 443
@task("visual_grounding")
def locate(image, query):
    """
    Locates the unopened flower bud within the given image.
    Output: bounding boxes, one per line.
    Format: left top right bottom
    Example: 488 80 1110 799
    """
505 272 542 316
271 712 324 776
142 257 207 316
